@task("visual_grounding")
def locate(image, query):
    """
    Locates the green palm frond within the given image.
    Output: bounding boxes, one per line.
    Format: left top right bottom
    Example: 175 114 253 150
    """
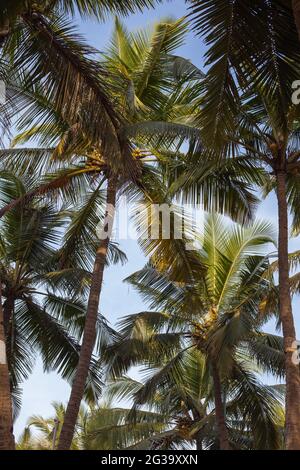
57 184 106 271
105 376 144 403
16 298 103 401
229 362 284 450
188 0 300 144
3 14 135 174
0 1 162 23
53 0 163 19
84 406 167 450
123 121 200 148
169 155 266 224
0 148 58 176
246 332 285 378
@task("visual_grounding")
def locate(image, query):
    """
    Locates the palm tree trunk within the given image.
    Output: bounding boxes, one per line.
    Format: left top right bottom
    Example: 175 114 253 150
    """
57 177 117 450
276 170 300 450
0 281 14 450
211 362 230 450
195 434 203 450
3 294 14 356
192 409 203 450
292 0 300 40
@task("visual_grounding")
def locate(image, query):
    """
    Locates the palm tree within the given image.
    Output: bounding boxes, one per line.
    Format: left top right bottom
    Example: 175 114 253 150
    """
17 401 88 450
83 404 168 450
186 0 300 449
274 249 300 299
104 351 285 450
105 214 286 449
17 400 167 450
232 96 300 450
0 171 122 450
55 16 200 449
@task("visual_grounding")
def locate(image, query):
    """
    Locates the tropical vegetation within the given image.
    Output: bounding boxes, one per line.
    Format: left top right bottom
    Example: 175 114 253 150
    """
0 0 299 451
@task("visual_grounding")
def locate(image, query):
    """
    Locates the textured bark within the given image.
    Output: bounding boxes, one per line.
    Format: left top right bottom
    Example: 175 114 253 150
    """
3 294 14 357
195 434 203 450
293 0 300 41
192 409 203 450
276 171 300 450
57 178 117 450
211 362 230 450
0 282 14 450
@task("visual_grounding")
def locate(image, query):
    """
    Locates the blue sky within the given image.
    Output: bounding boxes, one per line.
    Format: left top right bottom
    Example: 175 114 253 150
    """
14 0 300 437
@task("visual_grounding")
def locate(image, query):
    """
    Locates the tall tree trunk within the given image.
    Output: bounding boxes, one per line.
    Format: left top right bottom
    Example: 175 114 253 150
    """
292 0 300 40
211 362 230 450
3 294 14 360
195 433 203 450
57 177 117 450
276 170 300 450
0 281 15 450
192 409 203 450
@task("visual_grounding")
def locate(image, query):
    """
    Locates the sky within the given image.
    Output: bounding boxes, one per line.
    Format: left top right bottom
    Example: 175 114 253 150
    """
14 0 300 438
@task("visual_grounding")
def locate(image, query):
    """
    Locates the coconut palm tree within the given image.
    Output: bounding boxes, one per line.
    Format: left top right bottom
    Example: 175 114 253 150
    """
104 349 285 450
17 401 89 450
17 399 167 450
83 405 168 450
56 16 202 449
0 171 124 449
184 0 300 449
105 214 286 449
